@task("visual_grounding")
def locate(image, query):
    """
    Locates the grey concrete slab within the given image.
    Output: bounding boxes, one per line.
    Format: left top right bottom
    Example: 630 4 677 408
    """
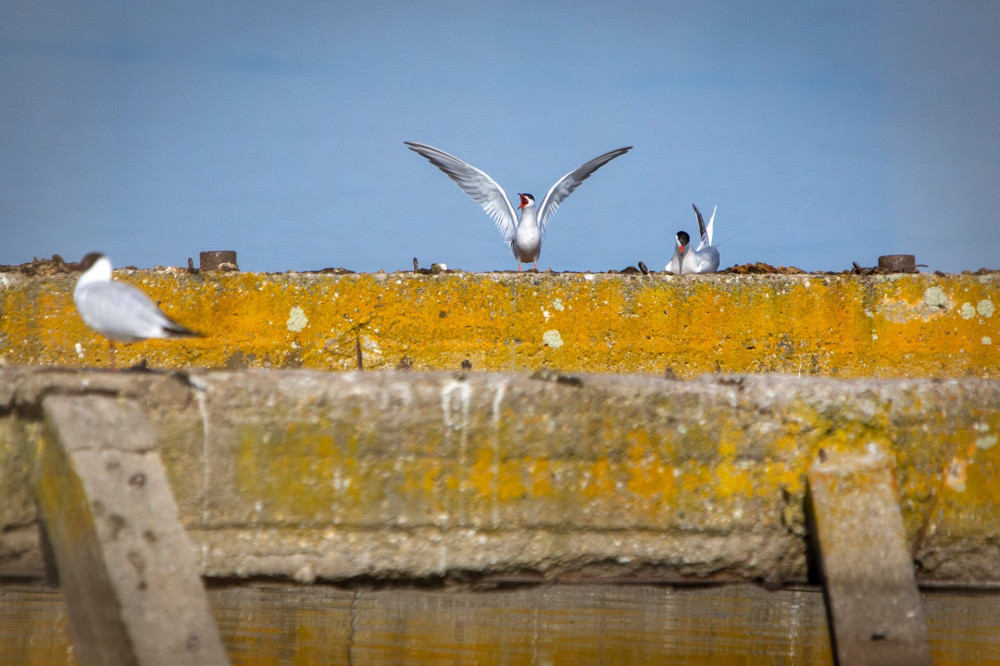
0 368 996 587
35 394 228 666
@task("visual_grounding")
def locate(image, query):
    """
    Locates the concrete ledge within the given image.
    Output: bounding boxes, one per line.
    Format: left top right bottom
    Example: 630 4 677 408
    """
2 368 998 585
1 270 997 377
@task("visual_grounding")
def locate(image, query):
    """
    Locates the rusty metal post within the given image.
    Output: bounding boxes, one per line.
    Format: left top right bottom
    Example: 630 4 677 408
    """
808 444 930 666
199 251 238 271
878 254 916 272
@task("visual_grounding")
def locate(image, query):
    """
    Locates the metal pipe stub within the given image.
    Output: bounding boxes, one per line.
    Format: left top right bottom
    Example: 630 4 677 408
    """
199 251 238 271
878 254 916 272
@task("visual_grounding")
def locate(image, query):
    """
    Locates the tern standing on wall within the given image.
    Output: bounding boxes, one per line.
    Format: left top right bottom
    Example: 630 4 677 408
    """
405 142 632 271
73 252 200 370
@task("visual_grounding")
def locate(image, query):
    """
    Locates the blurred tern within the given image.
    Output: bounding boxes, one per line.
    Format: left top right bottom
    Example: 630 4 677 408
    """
405 141 632 270
73 252 200 369
679 204 721 274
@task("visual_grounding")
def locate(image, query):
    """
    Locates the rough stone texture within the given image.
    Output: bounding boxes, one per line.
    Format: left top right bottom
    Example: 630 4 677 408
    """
34 394 228 665
1 368 998 585
0 411 41 576
0 270 997 377
808 445 930 665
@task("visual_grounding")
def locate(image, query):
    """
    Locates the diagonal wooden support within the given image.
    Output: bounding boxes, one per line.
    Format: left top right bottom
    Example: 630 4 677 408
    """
33 395 228 666
807 443 930 666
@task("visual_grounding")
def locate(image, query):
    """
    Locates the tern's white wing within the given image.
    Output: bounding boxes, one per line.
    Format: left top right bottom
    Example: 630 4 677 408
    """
404 142 518 242
75 281 196 342
692 204 717 251
537 146 632 235
691 247 721 273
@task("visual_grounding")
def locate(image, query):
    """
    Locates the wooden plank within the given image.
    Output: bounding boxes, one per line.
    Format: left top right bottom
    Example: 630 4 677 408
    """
34 395 228 666
808 443 930 666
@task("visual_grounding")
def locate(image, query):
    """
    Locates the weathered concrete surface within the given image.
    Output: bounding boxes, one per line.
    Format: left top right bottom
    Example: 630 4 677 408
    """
808 445 930 666
35 394 228 665
0 270 997 377
1 368 998 586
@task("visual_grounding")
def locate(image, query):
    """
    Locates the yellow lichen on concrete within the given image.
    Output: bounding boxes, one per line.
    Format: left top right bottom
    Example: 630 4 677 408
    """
923 410 1000 543
4 369 998 583
1 269 997 377
581 458 615 499
624 435 677 504
527 459 554 497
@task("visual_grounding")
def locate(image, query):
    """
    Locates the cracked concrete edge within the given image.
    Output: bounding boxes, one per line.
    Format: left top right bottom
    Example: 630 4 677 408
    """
189 527 802 585
2 368 999 584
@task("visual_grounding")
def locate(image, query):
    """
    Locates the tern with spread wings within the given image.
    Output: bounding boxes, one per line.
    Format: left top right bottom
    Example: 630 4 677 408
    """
405 141 632 270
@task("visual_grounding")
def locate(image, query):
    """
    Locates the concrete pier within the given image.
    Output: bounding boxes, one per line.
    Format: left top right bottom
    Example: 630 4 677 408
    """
2 368 998 586
1 268 997 662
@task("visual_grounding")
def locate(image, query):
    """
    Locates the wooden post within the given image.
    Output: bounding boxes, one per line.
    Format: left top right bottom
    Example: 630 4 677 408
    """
808 444 930 666
34 395 228 666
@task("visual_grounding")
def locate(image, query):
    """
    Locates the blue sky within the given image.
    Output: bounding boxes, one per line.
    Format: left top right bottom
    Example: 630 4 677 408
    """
1 1 998 273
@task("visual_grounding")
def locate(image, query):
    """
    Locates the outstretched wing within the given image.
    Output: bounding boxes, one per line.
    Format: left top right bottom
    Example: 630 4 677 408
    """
404 141 518 242
537 146 632 235
692 203 717 250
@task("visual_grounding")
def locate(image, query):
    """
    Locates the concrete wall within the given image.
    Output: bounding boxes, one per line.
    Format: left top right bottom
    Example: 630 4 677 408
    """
2 269 997 585
1 269 997 377
2 368 998 585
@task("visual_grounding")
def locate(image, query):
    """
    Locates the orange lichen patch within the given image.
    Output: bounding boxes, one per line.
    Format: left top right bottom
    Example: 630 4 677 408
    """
467 449 495 498
766 463 805 497
714 463 755 500
466 449 528 502
619 445 680 515
527 458 554 497
401 458 445 501
496 460 529 501
678 466 715 499
1 270 997 377
581 458 615 498
625 456 676 502
975 441 1000 508
922 412 1000 538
